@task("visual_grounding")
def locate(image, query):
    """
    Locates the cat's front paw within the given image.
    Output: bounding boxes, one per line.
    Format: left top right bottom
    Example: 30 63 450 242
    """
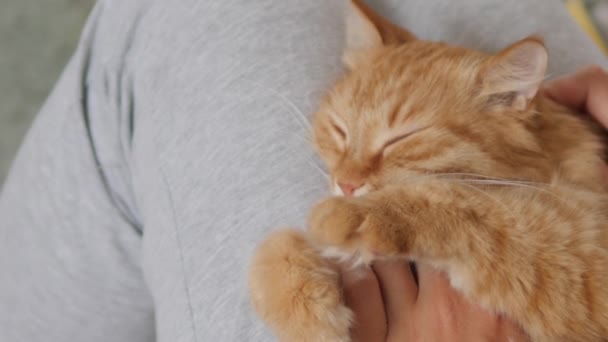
308 196 406 259
308 197 367 247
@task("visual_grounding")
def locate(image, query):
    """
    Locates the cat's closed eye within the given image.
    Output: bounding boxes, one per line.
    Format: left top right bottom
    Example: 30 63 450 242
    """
381 127 425 155
331 123 347 140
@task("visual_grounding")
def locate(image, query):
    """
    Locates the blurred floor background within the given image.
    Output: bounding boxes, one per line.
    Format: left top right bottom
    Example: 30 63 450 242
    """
0 0 95 184
0 0 606 186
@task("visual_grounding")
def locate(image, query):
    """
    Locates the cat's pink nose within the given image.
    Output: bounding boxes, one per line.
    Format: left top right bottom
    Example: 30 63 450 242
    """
338 182 363 197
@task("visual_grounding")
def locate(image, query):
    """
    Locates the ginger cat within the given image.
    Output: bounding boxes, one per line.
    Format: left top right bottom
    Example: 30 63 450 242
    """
249 1 608 341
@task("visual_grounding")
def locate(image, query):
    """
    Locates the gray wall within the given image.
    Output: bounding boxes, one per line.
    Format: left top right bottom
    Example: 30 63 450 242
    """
0 0 95 184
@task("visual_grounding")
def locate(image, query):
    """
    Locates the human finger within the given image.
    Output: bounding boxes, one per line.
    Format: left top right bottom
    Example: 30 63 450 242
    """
544 65 608 128
373 259 418 326
341 265 387 341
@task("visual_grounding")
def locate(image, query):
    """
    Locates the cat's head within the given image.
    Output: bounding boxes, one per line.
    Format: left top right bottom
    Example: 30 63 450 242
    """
313 0 550 197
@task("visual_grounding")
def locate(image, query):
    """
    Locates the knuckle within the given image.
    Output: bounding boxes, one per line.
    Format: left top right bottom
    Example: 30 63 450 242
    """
583 64 607 79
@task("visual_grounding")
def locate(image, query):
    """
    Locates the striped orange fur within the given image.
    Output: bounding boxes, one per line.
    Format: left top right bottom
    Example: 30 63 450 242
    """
249 1 608 341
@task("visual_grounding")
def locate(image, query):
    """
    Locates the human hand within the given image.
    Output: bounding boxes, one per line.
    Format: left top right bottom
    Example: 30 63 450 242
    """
342 260 529 341
543 65 608 178
543 65 608 127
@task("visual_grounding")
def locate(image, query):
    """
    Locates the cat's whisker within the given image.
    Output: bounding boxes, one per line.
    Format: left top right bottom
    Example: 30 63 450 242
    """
294 155 329 180
458 179 551 191
282 141 330 180
452 180 518 223
431 172 546 186
260 117 327 179
396 173 444 185
391 171 558 198
393 172 565 205
308 161 330 179
394 173 520 222
242 78 313 135
457 179 565 204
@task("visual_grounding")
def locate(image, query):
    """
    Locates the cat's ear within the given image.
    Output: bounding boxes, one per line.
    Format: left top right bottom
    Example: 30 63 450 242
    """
479 36 548 111
344 0 416 68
